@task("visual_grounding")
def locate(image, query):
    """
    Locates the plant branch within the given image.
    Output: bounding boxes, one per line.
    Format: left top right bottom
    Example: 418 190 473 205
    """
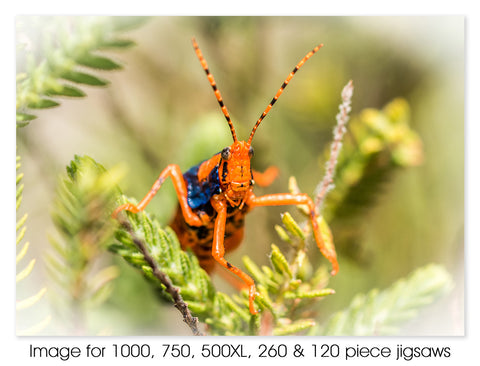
315 80 354 211
118 218 204 336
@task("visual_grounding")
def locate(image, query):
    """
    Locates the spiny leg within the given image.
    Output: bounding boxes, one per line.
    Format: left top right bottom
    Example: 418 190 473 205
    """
246 191 339 275
211 195 258 315
113 164 207 227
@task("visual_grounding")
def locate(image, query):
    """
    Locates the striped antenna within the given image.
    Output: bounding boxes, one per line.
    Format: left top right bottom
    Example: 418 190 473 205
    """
247 43 324 145
192 38 238 142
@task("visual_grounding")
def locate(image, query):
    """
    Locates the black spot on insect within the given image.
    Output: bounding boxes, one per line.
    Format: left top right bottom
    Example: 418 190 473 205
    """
226 205 238 214
226 261 233 269
195 226 211 240
222 161 228 182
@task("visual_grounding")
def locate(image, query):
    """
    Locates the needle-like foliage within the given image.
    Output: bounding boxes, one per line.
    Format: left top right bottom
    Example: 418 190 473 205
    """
16 16 146 126
318 264 453 336
46 156 123 334
16 155 50 335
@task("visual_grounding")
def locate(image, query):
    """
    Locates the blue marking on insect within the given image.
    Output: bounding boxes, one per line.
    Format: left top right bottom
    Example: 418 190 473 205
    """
183 162 221 209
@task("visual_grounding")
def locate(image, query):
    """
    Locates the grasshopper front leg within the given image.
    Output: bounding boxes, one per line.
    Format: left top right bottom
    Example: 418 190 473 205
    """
246 191 339 275
210 195 258 315
113 164 208 227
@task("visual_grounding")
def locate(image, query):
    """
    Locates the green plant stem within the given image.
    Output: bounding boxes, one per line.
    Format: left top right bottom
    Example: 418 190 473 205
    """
118 218 204 336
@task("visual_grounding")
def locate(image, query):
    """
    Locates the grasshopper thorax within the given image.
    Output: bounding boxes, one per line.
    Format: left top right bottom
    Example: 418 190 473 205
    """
218 140 254 206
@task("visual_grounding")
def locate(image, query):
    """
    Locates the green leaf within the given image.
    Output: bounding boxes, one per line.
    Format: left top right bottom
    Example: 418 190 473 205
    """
16 241 30 264
16 112 37 123
17 259 36 282
242 255 277 290
270 244 292 278
46 84 86 97
273 319 316 335
99 38 136 49
16 225 26 245
76 53 122 70
88 282 114 307
27 98 60 109
255 285 276 314
186 301 207 313
60 70 110 86
16 172 24 186
16 213 28 232
274 224 291 243
16 121 31 128
285 288 335 299
281 212 305 240
16 288 47 310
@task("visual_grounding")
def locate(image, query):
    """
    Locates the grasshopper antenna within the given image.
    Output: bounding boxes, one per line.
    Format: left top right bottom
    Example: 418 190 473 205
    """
192 38 238 142
248 43 324 145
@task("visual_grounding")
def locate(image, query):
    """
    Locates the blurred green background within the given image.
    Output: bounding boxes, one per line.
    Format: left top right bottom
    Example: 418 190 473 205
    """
16 16 464 335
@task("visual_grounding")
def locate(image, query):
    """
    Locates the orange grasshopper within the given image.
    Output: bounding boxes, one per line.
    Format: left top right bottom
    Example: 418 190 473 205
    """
114 38 339 314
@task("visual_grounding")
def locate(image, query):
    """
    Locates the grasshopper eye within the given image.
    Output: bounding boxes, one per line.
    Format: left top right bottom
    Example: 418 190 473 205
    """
221 147 231 160
248 146 254 158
